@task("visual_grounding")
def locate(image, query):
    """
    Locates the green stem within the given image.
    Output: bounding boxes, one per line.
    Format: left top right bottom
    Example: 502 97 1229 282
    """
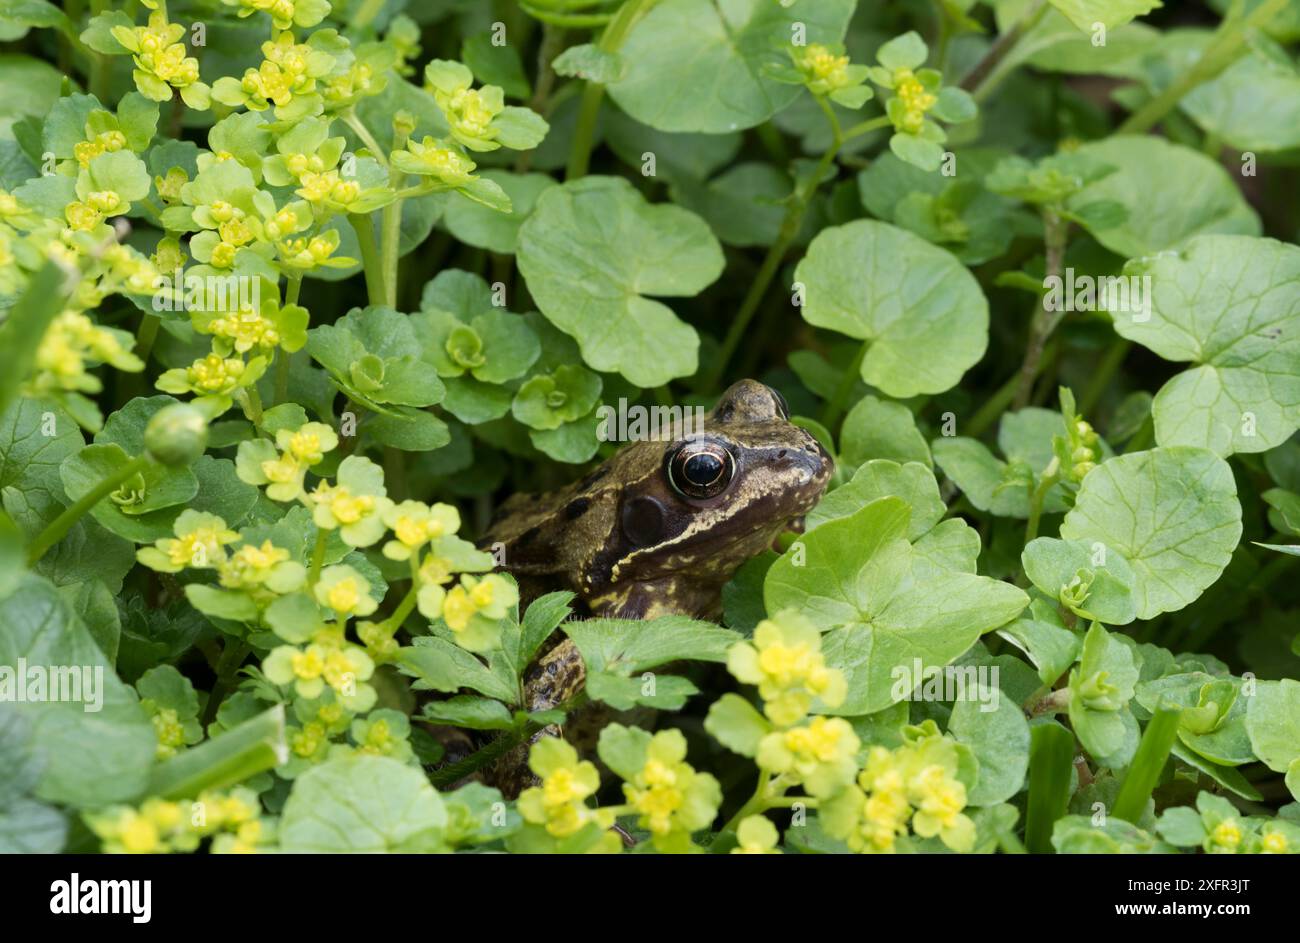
819 339 870 428
380 124 411 309
349 212 384 306
564 0 660 180
378 558 422 635
1024 460 1059 547
308 529 329 588
720 771 778 834
1118 0 1288 134
1112 707 1181 824
959 0 1048 102
135 311 161 364
1025 722 1075 854
201 639 252 727
342 111 390 170
1078 338 1130 416
27 454 151 564
840 114 893 141
1012 208 1069 411
703 100 846 393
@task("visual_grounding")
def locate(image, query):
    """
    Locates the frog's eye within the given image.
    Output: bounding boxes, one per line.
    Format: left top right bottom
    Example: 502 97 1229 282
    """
667 440 735 500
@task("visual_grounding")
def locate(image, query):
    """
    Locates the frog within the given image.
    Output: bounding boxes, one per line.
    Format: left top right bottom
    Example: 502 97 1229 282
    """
477 379 832 794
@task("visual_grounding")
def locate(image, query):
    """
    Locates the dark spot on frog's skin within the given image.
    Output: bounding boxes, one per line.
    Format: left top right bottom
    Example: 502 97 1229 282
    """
563 497 590 520
621 495 666 548
517 525 540 547
577 467 609 490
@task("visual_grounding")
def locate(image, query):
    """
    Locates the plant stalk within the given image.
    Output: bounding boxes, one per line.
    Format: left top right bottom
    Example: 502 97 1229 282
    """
27 454 151 564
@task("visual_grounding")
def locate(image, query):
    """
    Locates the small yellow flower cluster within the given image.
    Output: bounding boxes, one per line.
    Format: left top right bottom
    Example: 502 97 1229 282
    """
264 628 377 711
111 11 210 107
74 130 128 169
207 305 281 354
892 69 936 134
382 500 460 561
794 44 850 94
756 714 860 798
224 0 330 32
392 136 478 187
137 511 241 574
726 610 847 726
620 729 721 853
418 572 518 652
65 189 125 233
85 788 269 854
296 170 361 209
216 539 306 597
31 310 143 395
518 738 617 841
821 723 975 854
242 421 339 502
231 33 328 113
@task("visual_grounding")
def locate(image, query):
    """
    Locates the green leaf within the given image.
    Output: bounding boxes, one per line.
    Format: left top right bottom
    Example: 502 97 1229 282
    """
421 695 515 731
839 394 931 468
1021 537 1138 625
441 171 556 254
0 576 155 807
396 638 517 703
60 443 198 540
564 615 739 676
279 755 448 852
145 705 286 800
795 220 989 397
1115 235 1300 456
997 596 1083 685
517 176 723 386
552 43 625 84
607 0 856 133
1180 42 1300 152
1067 623 1141 763
765 498 1028 714
1136 673 1254 767
1066 136 1259 257
704 693 772 757
1048 0 1161 31
1058 448 1242 619
1246 679 1300 799
808 460 945 538
948 683 1031 806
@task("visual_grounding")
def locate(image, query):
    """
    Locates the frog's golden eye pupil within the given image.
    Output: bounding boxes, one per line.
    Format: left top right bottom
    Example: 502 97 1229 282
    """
667 441 734 499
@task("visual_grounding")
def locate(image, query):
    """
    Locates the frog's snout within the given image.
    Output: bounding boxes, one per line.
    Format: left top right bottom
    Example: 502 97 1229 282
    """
779 432 833 492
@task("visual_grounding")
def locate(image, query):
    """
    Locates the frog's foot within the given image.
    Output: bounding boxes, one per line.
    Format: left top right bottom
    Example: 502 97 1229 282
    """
483 638 588 798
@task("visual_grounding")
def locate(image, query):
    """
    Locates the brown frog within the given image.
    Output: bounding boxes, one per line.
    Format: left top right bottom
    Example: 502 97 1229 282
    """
479 380 831 792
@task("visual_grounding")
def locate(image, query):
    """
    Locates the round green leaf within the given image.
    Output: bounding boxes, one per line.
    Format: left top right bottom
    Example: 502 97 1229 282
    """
517 176 723 387
607 0 855 133
1117 235 1300 456
1066 136 1259 258
795 220 989 397
1059 448 1242 619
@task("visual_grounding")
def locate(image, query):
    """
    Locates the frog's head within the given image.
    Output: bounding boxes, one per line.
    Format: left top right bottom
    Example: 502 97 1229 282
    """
596 380 832 597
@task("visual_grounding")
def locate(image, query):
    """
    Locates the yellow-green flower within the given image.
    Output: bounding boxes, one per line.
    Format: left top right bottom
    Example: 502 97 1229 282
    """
382 500 460 561
111 11 211 108
620 729 721 853
390 136 478 187
29 310 142 396
211 31 334 119
264 637 376 711
137 510 240 573
221 0 331 31
756 714 860 798
156 351 267 412
731 815 781 855
236 421 338 502
217 539 306 595
417 573 517 653
517 737 611 839
306 455 393 547
313 564 378 620
726 610 847 726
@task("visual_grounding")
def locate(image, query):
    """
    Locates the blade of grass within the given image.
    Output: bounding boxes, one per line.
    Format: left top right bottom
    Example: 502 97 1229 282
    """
1112 706 1181 824
1025 721 1075 853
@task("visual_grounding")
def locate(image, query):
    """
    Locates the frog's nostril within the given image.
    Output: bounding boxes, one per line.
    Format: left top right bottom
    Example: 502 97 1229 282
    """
777 449 788 460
